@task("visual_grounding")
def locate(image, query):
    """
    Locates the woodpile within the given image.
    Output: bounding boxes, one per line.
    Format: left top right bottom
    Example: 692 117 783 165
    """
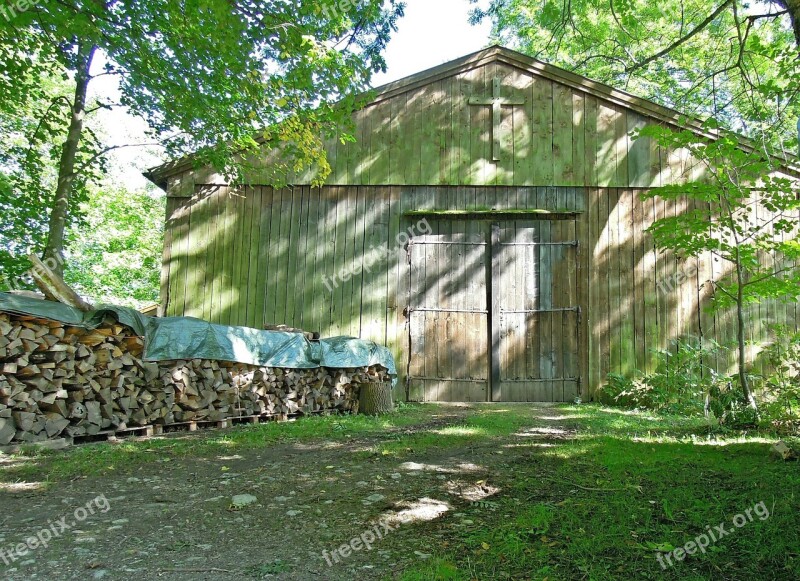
0 311 390 445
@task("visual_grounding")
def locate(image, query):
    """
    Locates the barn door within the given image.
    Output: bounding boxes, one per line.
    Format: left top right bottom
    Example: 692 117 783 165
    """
406 221 490 402
406 219 580 402
492 220 580 402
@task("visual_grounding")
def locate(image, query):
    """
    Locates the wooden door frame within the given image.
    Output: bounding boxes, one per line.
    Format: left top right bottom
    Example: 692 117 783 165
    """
405 213 585 402
487 219 582 402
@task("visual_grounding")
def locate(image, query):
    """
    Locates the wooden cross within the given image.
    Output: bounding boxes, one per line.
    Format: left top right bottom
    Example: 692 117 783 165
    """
468 77 526 161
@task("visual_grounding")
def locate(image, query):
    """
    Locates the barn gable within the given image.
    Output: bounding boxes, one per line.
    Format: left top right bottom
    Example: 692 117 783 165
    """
148 46 800 404
151 46 719 193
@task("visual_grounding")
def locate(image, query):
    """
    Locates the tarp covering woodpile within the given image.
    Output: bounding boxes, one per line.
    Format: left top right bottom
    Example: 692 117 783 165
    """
0 293 397 380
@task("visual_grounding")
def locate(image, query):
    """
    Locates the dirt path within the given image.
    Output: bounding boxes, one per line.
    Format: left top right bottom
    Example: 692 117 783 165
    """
0 405 577 580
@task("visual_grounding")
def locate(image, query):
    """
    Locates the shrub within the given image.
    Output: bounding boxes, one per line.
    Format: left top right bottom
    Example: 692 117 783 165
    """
755 326 800 429
600 337 728 416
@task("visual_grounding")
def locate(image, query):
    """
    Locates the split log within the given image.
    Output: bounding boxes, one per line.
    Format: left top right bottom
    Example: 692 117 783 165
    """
27 253 93 312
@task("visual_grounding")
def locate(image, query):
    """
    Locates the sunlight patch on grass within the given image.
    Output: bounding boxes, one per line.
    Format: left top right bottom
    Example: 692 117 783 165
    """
385 497 451 525
433 426 486 437
0 481 44 492
515 426 568 436
399 461 484 474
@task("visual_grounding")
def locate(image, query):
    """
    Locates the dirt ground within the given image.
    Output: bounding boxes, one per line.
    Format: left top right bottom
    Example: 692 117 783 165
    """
0 404 575 580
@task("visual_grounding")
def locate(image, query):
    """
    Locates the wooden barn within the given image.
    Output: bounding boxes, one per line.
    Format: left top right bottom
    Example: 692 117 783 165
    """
145 46 799 403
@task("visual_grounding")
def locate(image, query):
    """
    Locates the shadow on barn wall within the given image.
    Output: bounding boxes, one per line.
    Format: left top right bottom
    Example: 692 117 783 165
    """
160 67 799 398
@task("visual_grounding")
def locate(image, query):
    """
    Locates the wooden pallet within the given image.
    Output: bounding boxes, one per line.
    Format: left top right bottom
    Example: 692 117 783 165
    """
5 409 344 450
73 424 158 444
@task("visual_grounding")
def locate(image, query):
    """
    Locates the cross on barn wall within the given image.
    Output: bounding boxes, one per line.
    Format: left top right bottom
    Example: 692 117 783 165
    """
468 77 526 162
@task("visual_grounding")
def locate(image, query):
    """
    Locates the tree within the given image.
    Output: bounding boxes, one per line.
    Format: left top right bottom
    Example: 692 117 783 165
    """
0 51 101 288
470 1 799 151
638 123 800 410
1 0 404 277
64 182 165 309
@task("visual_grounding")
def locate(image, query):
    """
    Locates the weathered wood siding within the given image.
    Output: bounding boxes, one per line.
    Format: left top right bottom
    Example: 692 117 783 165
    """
172 60 704 191
163 184 798 400
157 49 799 401
585 188 800 393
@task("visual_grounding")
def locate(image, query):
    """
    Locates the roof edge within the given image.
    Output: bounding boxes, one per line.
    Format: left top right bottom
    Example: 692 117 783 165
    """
144 44 800 187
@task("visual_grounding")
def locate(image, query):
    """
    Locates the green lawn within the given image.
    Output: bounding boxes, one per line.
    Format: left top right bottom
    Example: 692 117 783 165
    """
1 403 797 580
400 406 799 581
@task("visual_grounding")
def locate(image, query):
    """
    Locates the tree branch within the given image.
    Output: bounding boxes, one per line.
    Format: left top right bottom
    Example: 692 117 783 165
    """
626 0 734 73
74 142 163 174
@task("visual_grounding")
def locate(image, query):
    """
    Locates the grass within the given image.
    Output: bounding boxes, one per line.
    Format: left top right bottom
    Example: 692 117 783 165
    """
0 404 436 486
366 407 535 457
1 402 797 580
400 405 800 581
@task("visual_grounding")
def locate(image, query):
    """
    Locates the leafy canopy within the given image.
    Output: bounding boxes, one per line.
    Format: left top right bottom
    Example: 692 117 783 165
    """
471 1 798 151
2 0 404 177
0 0 404 283
638 123 800 309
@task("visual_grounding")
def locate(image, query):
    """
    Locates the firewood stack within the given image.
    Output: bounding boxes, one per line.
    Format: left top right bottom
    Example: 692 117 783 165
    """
0 311 390 445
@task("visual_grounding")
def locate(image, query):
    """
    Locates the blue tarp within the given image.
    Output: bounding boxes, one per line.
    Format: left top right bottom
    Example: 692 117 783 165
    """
0 293 397 380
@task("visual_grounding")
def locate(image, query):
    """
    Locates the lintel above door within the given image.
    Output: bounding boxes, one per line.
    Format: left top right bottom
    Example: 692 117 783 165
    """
404 209 582 220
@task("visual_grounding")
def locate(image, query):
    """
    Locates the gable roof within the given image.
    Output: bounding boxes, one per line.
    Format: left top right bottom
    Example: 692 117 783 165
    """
145 45 799 188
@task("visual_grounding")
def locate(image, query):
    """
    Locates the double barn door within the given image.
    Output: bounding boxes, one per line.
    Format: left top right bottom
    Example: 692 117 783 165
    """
407 219 580 402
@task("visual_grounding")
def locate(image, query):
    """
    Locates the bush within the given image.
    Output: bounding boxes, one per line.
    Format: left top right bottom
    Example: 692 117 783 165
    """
600 337 727 416
600 332 800 430
755 326 800 429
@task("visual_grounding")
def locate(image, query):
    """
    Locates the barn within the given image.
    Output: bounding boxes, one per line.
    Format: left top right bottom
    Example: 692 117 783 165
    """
145 45 799 403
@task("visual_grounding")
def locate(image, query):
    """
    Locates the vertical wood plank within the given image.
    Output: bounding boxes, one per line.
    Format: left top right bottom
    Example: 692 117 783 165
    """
254 187 271 329
584 96 599 187
490 222 502 401
552 84 574 186
577 188 591 400
572 92 586 187
532 78 554 185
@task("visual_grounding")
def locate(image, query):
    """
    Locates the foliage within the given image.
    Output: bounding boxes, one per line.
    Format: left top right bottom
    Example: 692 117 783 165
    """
62 183 165 308
707 379 761 427
639 125 800 310
2 0 404 180
0 59 102 285
757 325 800 426
637 123 800 408
600 337 728 416
471 0 800 151
0 0 404 280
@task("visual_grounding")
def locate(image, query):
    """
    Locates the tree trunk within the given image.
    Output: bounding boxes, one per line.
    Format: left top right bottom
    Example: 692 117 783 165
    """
43 43 96 278
735 265 758 411
358 382 394 415
771 0 800 47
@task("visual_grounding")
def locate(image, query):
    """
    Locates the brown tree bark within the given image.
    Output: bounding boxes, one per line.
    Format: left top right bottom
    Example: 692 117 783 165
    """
27 253 94 312
771 0 800 46
43 43 97 278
